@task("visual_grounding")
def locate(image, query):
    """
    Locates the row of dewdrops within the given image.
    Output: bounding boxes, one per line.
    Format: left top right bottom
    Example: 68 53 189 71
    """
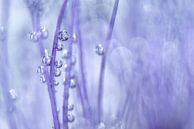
31 27 104 128
0 25 107 128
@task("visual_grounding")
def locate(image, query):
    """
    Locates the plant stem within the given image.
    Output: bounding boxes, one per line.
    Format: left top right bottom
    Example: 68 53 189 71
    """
30 5 60 129
49 0 68 129
97 0 120 123
75 0 92 119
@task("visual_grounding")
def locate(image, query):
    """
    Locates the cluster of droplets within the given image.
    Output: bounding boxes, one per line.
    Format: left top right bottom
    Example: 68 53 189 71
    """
9 89 18 101
29 27 49 42
36 29 78 127
57 30 76 124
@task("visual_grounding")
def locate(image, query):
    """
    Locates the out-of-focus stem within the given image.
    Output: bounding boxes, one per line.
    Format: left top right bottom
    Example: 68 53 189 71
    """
97 0 120 123
30 5 60 129
0 0 18 129
75 0 91 119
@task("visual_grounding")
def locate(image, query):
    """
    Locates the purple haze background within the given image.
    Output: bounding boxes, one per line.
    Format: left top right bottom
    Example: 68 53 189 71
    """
1 0 194 129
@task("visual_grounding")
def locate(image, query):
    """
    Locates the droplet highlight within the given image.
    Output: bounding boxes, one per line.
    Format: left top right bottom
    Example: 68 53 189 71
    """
95 44 104 55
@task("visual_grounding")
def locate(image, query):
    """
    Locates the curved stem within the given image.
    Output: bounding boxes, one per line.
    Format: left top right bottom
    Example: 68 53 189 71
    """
30 5 60 129
75 0 91 119
49 0 68 129
97 0 120 123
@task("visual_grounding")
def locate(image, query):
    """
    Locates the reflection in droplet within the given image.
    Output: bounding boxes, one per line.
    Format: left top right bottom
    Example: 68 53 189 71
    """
40 75 46 83
62 49 69 59
95 44 104 55
70 77 76 88
40 27 49 39
68 104 74 111
42 49 51 66
37 65 45 74
67 114 75 123
55 43 63 51
54 68 61 77
55 60 63 68
58 30 68 41
29 31 40 42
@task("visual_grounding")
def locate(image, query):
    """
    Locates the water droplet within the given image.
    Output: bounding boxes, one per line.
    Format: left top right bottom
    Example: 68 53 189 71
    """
61 49 69 59
42 49 51 66
54 68 61 77
40 75 46 83
55 60 63 68
97 122 106 129
72 33 76 42
42 55 51 66
68 104 74 111
58 30 68 41
55 43 63 51
62 64 68 71
70 77 76 88
67 114 75 123
71 56 76 65
0 26 6 41
40 27 49 39
95 44 104 55
29 31 40 42
36 65 45 74
9 89 18 100
54 79 59 86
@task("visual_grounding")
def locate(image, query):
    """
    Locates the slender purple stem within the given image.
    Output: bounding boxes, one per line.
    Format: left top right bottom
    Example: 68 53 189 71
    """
49 0 68 129
97 0 120 123
29 5 60 129
75 0 91 119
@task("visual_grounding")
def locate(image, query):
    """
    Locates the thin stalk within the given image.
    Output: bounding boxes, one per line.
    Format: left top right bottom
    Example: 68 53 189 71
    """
49 0 68 129
62 0 75 128
0 0 18 129
75 0 91 119
97 0 120 123
30 5 60 129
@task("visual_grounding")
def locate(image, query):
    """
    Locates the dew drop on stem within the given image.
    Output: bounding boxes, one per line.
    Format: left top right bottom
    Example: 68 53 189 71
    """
67 114 75 123
55 60 63 68
58 30 68 41
54 68 61 77
40 27 49 39
71 56 76 65
70 77 76 88
42 49 51 66
9 89 18 100
54 79 59 86
95 44 104 55
68 104 74 111
29 31 40 42
55 43 63 51
36 65 45 74
40 75 46 83
61 49 69 59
